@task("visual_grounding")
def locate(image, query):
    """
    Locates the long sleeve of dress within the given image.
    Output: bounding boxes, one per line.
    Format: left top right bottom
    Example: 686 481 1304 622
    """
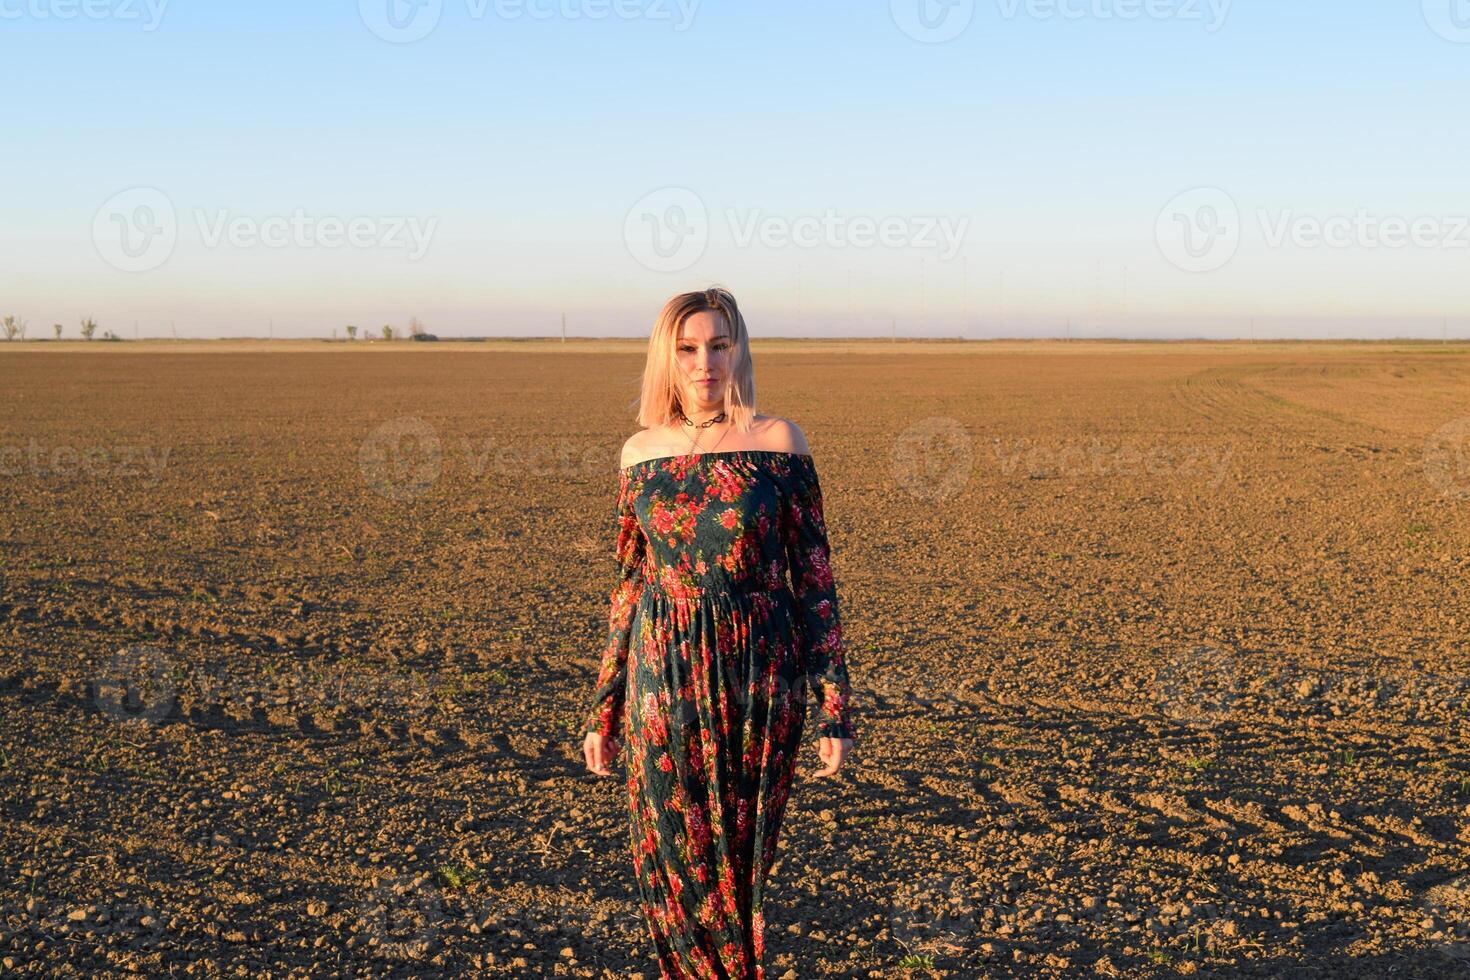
584 467 648 741
781 454 855 741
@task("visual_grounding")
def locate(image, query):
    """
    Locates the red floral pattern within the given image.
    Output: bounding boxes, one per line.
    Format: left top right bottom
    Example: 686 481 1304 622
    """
583 449 855 978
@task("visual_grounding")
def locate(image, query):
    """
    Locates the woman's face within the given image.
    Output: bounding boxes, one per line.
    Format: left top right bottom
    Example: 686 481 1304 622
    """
675 311 732 413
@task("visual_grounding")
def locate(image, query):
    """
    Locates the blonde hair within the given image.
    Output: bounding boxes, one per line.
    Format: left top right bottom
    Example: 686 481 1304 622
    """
634 286 756 433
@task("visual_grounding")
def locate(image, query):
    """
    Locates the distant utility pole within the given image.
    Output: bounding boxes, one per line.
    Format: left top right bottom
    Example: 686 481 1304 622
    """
561 313 566 343
1444 315 1449 345
1251 317 1257 344
269 318 274 340
891 318 896 342
171 321 177 340
1066 316 1072 341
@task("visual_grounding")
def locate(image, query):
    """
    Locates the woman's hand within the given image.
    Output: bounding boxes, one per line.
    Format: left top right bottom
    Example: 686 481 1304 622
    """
583 731 621 777
813 736 852 777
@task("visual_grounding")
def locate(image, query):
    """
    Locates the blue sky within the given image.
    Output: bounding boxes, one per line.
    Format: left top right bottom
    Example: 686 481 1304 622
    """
3 1 1468 338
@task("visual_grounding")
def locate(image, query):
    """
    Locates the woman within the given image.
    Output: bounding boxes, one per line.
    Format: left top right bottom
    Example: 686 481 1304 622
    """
581 286 856 978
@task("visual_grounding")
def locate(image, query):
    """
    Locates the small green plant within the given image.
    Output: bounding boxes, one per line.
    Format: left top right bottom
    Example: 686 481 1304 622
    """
896 953 935 970
1145 947 1172 964
435 863 480 890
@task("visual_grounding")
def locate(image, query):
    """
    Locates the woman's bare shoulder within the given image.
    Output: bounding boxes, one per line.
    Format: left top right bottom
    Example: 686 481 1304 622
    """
620 429 656 469
753 415 811 455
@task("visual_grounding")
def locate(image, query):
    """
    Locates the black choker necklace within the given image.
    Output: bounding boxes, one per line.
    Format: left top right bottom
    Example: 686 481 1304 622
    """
678 410 726 430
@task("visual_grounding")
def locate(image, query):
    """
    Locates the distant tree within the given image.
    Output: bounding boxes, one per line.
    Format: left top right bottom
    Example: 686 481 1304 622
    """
53 323 63 340
101 330 120 341
408 316 426 338
80 317 98 341
381 324 394 341
346 324 358 341
2 316 18 341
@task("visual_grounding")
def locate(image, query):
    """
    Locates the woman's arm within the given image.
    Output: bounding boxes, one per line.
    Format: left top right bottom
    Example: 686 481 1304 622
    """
584 466 648 741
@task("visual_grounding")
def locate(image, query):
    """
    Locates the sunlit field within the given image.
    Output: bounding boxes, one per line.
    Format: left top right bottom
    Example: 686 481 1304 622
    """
1 340 1467 978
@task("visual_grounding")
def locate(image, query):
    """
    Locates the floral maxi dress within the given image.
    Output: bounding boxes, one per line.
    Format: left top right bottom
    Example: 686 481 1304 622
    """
583 449 855 979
